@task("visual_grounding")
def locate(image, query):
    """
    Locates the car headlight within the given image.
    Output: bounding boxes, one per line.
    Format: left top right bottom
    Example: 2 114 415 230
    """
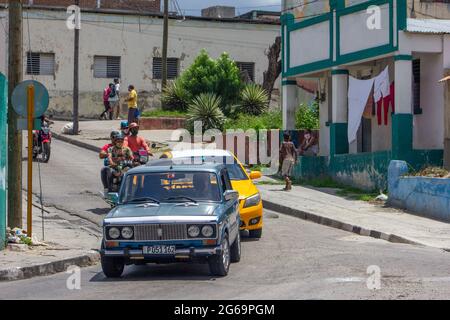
243 193 261 208
188 225 200 238
121 227 134 239
108 227 120 239
201 225 214 238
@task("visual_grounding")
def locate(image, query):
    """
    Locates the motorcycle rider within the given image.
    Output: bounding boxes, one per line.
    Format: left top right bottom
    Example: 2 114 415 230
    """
124 122 152 157
107 132 134 191
120 121 130 137
100 131 120 195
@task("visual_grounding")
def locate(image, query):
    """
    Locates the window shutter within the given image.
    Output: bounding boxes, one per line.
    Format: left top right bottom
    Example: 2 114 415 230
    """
153 57 179 79
39 53 55 75
236 62 255 82
27 52 40 75
94 56 121 78
412 59 422 114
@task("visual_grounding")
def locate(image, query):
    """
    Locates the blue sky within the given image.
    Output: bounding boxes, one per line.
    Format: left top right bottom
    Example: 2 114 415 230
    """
176 0 281 16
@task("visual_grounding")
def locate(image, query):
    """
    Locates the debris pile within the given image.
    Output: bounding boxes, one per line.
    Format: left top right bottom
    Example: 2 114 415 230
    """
412 167 450 178
6 228 33 246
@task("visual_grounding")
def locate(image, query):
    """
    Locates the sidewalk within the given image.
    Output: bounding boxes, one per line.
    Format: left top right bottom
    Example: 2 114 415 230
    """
0 196 101 281
50 120 176 152
257 182 450 250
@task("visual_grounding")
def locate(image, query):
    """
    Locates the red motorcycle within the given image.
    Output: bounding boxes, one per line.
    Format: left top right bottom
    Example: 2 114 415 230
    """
33 123 52 163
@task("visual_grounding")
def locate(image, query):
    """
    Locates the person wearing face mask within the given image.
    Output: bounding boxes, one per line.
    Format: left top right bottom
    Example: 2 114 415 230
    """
299 129 319 156
124 122 152 155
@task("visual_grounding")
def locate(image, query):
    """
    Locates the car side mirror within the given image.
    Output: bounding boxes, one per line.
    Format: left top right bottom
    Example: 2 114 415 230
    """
224 190 239 202
249 171 262 180
107 192 119 205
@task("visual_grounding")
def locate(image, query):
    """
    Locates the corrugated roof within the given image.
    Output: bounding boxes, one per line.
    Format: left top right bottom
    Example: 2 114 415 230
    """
407 18 450 34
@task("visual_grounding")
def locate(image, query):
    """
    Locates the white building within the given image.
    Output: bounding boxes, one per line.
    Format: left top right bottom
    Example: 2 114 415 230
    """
282 0 449 189
0 4 280 118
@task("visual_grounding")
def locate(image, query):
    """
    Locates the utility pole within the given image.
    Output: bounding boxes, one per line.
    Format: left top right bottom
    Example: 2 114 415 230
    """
72 0 80 135
161 0 169 101
7 0 23 229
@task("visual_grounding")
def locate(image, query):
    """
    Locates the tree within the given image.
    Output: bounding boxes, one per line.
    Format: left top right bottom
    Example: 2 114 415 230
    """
262 36 282 104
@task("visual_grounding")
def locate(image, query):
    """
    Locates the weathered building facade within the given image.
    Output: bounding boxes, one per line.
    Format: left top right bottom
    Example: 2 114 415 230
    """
282 0 449 190
0 4 280 118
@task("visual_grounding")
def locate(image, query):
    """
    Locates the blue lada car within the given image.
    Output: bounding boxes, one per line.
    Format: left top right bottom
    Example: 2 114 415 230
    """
101 161 241 278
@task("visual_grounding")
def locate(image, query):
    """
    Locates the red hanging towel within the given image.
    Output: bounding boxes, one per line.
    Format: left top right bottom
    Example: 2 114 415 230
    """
376 99 383 125
382 82 395 125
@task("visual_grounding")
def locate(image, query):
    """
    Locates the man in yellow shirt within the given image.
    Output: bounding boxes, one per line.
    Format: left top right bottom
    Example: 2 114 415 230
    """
126 85 139 124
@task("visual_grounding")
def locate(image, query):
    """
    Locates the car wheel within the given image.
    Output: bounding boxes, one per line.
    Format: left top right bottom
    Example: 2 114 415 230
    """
230 231 241 263
208 234 230 277
249 228 262 239
101 255 125 278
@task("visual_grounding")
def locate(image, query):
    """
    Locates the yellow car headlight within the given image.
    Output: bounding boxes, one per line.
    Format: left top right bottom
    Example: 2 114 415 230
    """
243 193 261 208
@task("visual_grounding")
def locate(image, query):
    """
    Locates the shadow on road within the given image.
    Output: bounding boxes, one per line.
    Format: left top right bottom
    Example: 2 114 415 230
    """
89 263 216 282
87 208 111 215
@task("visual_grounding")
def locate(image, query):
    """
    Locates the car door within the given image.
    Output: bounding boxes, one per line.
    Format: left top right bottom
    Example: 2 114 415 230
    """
221 169 239 243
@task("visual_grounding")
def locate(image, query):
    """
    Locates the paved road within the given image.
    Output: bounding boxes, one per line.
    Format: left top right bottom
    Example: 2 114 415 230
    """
8 138 450 299
23 138 109 225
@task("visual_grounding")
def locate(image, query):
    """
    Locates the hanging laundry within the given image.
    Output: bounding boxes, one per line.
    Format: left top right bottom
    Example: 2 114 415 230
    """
382 82 395 125
348 76 375 143
373 66 390 125
362 87 374 119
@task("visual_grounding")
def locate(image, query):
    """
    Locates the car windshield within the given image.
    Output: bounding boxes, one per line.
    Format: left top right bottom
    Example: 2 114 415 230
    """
172 156 248 181
121 171 221 203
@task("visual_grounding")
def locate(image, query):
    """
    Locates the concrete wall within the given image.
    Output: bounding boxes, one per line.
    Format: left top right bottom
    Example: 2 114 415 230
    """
408 0 450 19
388 160 450 222
0 73 7 250
0 8 280 118
413 52 444 150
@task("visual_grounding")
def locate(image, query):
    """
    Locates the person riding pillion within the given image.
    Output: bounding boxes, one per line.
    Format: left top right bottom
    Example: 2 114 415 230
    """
124 122 152 156
100 131 120 195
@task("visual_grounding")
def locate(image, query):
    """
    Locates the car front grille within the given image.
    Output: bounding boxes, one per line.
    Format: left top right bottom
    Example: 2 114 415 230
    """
134 224 187 241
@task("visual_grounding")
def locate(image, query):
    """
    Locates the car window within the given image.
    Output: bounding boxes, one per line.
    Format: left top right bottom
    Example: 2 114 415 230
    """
121 172 221 203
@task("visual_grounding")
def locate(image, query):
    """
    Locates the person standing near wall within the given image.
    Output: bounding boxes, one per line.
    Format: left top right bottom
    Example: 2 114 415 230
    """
100 83 114 120
110 78 121 120
279 133 298 191
126 85 138 124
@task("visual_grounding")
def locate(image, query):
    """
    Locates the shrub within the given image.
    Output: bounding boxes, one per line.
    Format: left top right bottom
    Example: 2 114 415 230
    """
161 78 190 111
224 110 282 132
187 93 226 132
295 102 319 130
238 84 269 116
179 50 243 115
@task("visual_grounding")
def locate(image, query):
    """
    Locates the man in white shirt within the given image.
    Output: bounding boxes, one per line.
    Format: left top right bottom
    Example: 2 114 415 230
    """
109 78 121 120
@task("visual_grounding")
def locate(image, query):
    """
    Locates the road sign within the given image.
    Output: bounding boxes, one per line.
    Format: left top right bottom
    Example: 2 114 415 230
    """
11 80 49 118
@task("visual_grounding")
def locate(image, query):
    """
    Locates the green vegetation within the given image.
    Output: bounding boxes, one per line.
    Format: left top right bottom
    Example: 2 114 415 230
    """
186 93 226 132
295 102 320 130
238 84 269 116
161 78 190 111
224 110 282 131
141 109 187 118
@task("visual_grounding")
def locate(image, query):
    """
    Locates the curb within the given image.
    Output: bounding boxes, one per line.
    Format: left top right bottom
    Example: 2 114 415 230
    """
262 200 423 247
52 132 100 153
0 251 100 282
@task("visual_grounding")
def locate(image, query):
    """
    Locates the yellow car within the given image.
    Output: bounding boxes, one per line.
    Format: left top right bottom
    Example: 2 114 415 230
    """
168 149 264 238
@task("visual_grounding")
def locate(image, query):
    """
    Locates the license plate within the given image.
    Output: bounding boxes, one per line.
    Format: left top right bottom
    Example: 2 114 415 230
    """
143 245 176 255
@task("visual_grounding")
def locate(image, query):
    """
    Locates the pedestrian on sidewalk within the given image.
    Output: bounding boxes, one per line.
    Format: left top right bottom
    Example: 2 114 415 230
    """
280 132 297 191
100 83 114 120
125 85 138 125
109 78 121 120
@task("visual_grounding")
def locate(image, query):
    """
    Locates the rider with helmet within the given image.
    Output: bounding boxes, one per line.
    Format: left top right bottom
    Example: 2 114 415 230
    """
124 122 151 155
107 132 134 169
120 121 130 137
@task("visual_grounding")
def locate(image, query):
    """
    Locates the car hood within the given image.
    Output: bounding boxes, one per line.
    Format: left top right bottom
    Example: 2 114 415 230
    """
107 202 220 219
231 179 259 199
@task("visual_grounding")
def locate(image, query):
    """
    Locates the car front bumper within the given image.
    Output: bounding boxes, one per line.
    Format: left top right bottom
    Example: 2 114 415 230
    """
102 246 222 259
239 201 263 231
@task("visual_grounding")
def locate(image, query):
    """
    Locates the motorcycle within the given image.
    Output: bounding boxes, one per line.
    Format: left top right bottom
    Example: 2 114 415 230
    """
33 123 52 163
109 160 133 193
132 149 150 167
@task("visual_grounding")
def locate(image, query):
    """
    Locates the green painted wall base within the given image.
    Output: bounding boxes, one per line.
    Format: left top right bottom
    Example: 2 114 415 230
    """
392 113 413 160
330 123 349 155
293 149 443 191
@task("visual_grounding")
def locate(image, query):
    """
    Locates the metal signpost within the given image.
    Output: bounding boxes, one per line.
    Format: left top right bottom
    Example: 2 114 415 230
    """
11 80 49 238
0 73 7 249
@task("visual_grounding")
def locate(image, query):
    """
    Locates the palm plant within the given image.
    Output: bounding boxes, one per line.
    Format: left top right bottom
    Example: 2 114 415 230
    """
187 93 226 132
161 78 190 111
238 84 269 116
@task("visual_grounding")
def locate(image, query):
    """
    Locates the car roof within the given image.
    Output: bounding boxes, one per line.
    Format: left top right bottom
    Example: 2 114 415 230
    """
133 160 225 174
170 149 233 158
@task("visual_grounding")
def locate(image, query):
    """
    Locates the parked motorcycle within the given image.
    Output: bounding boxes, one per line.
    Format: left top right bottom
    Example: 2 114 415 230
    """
32 123 52 163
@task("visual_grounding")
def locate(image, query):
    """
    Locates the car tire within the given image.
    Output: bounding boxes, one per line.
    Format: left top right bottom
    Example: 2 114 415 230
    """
249 228 262 239
101 255 125 278
230 231 241 263
208 234 230 277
